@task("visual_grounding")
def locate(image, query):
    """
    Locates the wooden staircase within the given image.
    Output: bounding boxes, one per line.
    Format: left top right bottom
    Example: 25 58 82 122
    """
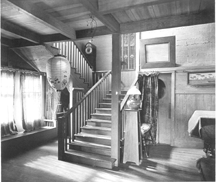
63 91 126 169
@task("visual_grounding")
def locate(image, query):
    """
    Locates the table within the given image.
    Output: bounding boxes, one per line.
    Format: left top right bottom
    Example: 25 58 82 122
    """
188 110 215 138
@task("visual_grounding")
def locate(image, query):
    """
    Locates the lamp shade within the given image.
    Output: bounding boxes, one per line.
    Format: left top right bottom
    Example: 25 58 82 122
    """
46 55 71 91
126 86 141 110
127 86 141 95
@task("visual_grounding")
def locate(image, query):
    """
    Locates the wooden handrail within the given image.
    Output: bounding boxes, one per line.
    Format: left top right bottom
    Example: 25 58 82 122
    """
64 70 112 118
120 76 138 111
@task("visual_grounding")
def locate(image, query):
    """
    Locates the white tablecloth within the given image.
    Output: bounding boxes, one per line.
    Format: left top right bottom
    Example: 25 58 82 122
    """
188 110 215 137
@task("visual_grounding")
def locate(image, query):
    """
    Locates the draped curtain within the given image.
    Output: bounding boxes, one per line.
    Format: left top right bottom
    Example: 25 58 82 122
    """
45 79 60 120
0 70 44 137
0 71 17 136
21 73 43 132
138 72 159 142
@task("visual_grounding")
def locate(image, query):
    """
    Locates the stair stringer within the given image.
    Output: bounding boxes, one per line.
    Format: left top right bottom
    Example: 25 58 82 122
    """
71 67 89 93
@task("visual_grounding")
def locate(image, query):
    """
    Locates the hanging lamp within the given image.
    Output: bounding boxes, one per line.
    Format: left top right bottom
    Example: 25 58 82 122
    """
46 54 71 91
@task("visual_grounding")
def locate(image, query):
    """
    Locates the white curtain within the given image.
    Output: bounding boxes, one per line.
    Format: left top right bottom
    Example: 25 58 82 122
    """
21 73 44 132
0 71 17 136
0 70 45 136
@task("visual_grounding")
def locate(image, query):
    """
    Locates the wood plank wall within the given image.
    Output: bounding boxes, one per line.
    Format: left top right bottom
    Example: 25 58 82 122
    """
174 72 215 148
141 23 215 148
75 34 112 71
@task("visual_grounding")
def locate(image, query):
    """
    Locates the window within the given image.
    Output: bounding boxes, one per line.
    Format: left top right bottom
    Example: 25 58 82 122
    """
0 69 45 137
121 33 136 70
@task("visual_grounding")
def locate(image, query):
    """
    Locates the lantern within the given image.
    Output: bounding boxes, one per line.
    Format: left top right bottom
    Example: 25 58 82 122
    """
126 86 141 110
46 55 71 91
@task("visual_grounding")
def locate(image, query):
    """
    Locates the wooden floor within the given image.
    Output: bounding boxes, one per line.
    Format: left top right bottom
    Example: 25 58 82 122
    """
2 140 204 182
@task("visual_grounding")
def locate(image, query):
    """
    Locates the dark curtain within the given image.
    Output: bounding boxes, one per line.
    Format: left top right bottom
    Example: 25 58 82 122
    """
138 72 159 143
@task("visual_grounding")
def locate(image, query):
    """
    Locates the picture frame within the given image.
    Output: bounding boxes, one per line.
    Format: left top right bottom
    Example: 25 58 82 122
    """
140 36 176 69
188 71 215 86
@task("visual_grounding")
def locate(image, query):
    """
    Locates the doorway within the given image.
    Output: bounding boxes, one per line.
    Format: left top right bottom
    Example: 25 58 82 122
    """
157 73 172 145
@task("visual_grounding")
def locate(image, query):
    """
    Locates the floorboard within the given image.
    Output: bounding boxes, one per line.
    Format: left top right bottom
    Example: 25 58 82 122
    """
2 140 204 182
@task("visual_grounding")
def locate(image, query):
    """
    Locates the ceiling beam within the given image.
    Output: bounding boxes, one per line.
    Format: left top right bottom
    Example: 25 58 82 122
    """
11 48 41 72
79 0 120 33
120 11 215 34
1 18 42 44
76 26 112 40
99 0 180 14
4 0 76 40
41 34 69 43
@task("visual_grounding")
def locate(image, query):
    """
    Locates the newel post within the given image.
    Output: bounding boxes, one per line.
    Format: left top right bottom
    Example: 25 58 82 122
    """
111 33 121 166
57 112 66 160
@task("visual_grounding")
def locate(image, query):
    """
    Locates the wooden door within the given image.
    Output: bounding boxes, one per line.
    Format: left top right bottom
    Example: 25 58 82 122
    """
157 73 172 145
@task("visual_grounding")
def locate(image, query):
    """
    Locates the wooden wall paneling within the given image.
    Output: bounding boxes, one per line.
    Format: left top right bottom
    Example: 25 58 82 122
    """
174 93 215 148
176 72 215 94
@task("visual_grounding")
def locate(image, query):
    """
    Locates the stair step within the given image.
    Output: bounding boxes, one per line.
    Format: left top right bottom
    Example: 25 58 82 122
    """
102 98 111 103
86 118 111 127
95 108 111 114
99 103 111 108
81 125 111 136
68 141 111 156
64 149 115 169
91 113 111 120
74 133 111 146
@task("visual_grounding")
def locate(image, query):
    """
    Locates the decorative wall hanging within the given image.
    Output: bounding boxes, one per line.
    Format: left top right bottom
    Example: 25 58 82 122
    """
84 42 96 71
46 55 71 91
188 71 215 86
140 36 176 69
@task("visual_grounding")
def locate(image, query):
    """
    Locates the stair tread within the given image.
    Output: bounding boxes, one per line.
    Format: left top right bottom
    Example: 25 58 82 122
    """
103 98 111 100
86 118 111 123
91 113 111 116
81 125 111 131
69 141 111 149
75 132 111 139
66 149 115 162
95 108 111 110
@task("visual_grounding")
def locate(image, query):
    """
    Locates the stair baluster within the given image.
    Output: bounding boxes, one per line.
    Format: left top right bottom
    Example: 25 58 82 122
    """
53 41 93 87
57 71 112 167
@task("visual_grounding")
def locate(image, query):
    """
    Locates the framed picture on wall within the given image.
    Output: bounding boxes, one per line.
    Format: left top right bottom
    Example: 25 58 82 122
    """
140 36 176 69
188 71 215 86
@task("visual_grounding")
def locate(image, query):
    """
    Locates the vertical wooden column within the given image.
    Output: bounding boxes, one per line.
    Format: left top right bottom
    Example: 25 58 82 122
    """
111 33 121 166
57 113 65 160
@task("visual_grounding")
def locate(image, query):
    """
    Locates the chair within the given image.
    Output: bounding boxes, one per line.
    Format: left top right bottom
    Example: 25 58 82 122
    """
141 123 154 157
